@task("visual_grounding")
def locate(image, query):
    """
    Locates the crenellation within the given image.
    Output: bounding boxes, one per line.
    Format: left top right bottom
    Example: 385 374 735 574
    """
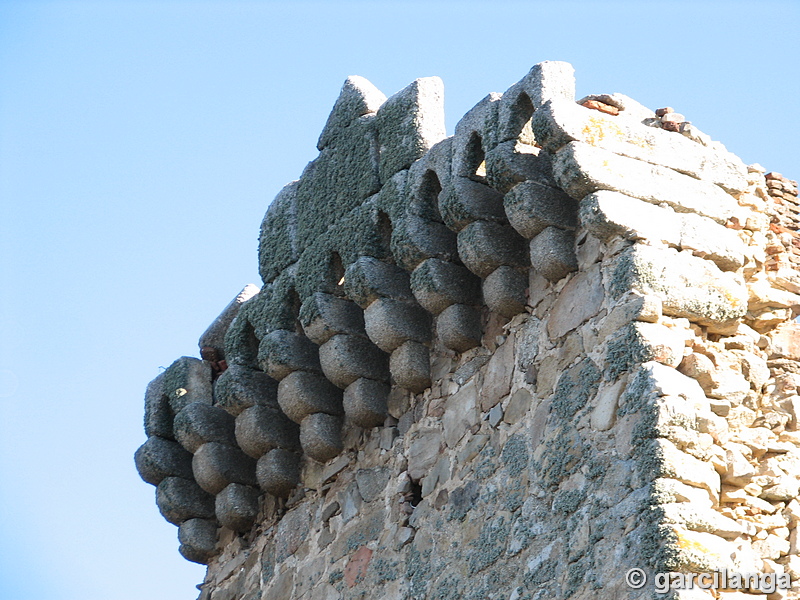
136 61 800 600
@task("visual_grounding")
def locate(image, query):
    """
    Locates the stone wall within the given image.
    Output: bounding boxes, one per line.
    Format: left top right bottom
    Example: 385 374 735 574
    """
135 61 800 599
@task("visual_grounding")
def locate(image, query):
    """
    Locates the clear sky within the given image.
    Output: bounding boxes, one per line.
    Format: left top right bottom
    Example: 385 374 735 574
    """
0 1 797 599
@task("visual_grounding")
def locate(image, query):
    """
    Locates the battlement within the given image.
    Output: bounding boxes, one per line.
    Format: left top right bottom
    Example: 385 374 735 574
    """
135 61 800 599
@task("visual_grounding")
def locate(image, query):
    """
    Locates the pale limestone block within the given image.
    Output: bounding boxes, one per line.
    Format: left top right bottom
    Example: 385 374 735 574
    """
546 263 603 339
407 428 442 481
653 478 714 509
652 438 720 503
660 503 745 539
479 334 515 411
443 381 478 448
667 526 736 572
590 378 626 431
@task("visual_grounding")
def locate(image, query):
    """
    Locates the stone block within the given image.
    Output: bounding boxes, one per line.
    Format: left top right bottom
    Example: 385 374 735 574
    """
479 335 515 411
256 448 302 497
300 413 344 463
529 226 577 282
451 93 500 177
391 213 458 271
389 341 431 394
405 138 453 220
532 97 748 194
156 476 216 525
495 81 537 145
609 244 747 328
519 60 575 110
482 266 527 318
436 304 482 353
198 284 260 359
485 140 557 194
299 292 366 345
503 179 577 239
605 322 684 380
364 298 432 352
178 518 219 565
277 371 344 424
443 382 478 448
215 483 260 532
318 334 390 389
503 388 532 424
410 258 481 315
546 263 603 338
342 377 389 428
407 428 442 480
457 220 528 278
257 330 321 381
173 402 236 453
163 357 213 414
343 256 414 308
649 438 720 503
318 75 386 150
553 141 744 225
192 441 258 495
376 76 446 183
355 467 390 503
258 181 299 283
768 323 800 360
135 436 194 486
213 364 279 416
580 190 746 271
439 177 506 232
144 372 173 440
235 404 301 458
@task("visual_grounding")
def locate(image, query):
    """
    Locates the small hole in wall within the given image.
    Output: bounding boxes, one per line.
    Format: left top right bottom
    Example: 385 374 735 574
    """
330 252 345 296
408 479 423 508
419 169 443 222
464 131 486 183
289 287 303 334
510 92 535 145
377 211 394 263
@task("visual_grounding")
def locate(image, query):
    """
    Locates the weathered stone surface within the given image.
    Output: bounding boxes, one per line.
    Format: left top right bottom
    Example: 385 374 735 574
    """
275 503 313 562
256 448 302 497
597 292 661 341
235 404 301 458
258 181 299 283
605 322 684 379
192 441 258 495
546 263 603 338
391 213 458 270
174 402 236 453
503 388 532 425
318 334 389 389
590 379 625 431
443 382 478 448
436 304 482 353
389 341 431 393
485 141 557 194
163 357 213 414
214 365 278 416
440 177 506 232
215 483 260 532
407 428 442 480
519 60 575 110
258 330 321 381
534 98 748 193
451 93 499 178
504 180 577 239
768 323 800 360
482 266 527 318
156 477 216 525
178 518 218 565
318 76 386 150
277 371 344 424
135 436 194 486
609 244 747 328
300 413 344 462
363 298 432 352
479 336 515 411
580 190 746 270
144 372 173 439
343 257 414 308
376 76 446 183
355 468 390 503
299 293 366 345
529 226 577 282
457 220 528 278
199 284 260 359
342 377 389 428
648 438 720 503
553 141 745 224
410 258 481 314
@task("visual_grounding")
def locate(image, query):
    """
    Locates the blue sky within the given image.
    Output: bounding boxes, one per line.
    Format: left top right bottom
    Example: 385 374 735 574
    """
0 1 797 599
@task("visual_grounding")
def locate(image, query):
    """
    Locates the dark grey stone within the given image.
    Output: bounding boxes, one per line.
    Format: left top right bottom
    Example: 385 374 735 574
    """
256 448 302 498
198 284 260 360
410 258 481 315
258 181 299 283
318 76 386 151
299 292 366 345
162 357 213 414
318 334 390 389
321 501 340 521
215 483 260 532
482 266 528 318
457 220 529 278
235 404 301 458
504 179 577 239
213 364 278 416
143 372 173 440
363 298 432 353
173 402 236 453
529 226 578 282
192 441 258 495
355 467 391 503
485 141 558 194
436 304 482 353
342 377 390 428
257 329 321 381
439 177 506 232
135 436 194 486
300 413 344 462
389 341 431 394
343 256 414 308
391 213 458 271
277 370 344 424
178 518 219 565
156 476 216 525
